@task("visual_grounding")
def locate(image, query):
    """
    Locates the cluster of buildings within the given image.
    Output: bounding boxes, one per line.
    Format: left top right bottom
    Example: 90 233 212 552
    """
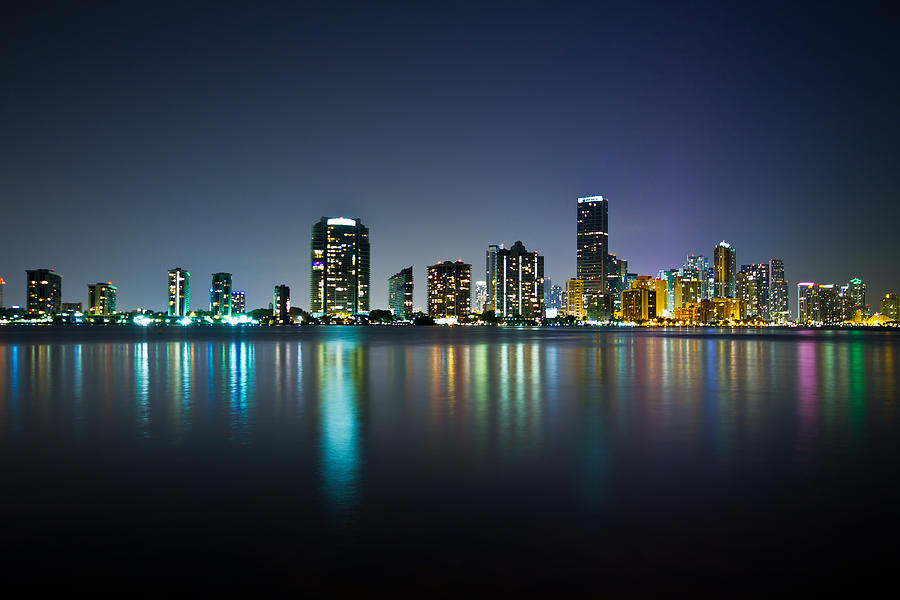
2 198 898 327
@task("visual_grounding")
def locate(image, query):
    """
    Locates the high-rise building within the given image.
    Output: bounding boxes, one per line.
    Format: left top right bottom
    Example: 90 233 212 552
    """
881 293 899 322
88 282 117 315
658 269 678 314
26 269 62 315
769 258 789 324
735 272 759 318
0 277 5 307
576 196 609 296
274 284 291 323
168 268 190 317
713 241 736 298
493 241 545 319
209 272 232 317
741 263 770 320
847 277 867 316
547 283 564 310
310 217 370 315
606 254 628 310
797 282 816 325
684 254 711 300
621 288 656 321
388 267 414 318
427 260 471 319
485 244 504 312
564 279 585 320
473 280 488 313
231 290 246 314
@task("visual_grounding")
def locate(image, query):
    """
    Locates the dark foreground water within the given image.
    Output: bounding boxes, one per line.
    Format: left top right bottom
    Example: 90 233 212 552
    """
0 326 898 593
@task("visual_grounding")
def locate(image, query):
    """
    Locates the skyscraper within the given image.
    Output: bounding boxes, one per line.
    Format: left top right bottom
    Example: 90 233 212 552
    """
847 277 867 316
485 244 503 312
741 263 770 320
564 279 585 320
26 268 62 315
494 241 545 319
231 290 246 314
684 254 711 300
473 280 488 313
576 196 608 296
769 258 789 324
0 277 5 308
310 217 370 315
274 284 291 323
168 268 190 317
209 272 233 316
881 293 899 322
713 241 736 298
388 267 414 318
735 272 759 318
427 260 471 319
87 282 117 315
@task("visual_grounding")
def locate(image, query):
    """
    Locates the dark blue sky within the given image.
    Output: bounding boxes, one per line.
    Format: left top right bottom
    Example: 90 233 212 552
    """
2 1 898 312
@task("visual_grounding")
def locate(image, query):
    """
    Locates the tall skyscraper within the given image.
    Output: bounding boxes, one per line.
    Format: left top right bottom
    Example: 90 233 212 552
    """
881 293 899 322
310 217 370 315
473 280 488 313
493 241 545 319
274 284 291 323
168 268 190 317
231 290 246 314
427 260 471 319
741 263 770 320
485 244 503 312
606 254 628 310
576 196 609 296
713 241 736 298
847 277 867 316
684 254 711 300
769 258 789 324
209 272 233 316
564 279 585 320
87 282 117 315
388 267 414 318
658 269 678 314
26 268 62 315
735 272 759 318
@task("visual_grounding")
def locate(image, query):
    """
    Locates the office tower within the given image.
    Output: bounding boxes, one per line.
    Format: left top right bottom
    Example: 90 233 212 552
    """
493 241 544 318
684 254 711 300
658 269 678 314
208 273 232 316
310 217 370 315
735 273 759 318
576 196 609 296
847 277 867 316
168 268 190 317
388 267 414 318
88 282 117 315
564 279 585 320
0 277 5 307
769 258 789 324
485 244 504 312
797 282 815 325
543 278 552 308
881 293 899 322
797 282 844 325
273 285 291 323
741 263 770 320
26 268 62 315
621 288 656 321
606 254 628 309
231 290 246 314
473 280 488 313
427 260 471 319
713 241 736 298
547 283 564 310
652 279 668 317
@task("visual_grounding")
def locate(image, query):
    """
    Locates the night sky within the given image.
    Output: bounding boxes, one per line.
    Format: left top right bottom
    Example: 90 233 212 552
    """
2 1 898 312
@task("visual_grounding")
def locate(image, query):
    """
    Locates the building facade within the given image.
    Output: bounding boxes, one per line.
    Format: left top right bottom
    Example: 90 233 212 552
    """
0 277 5 307
847 277 867 316
621 288 656 321
473 280 488 313
741 263 769 320
231 290 246 314
388 267 414 319
485 244 503 312
564 279 585 320
881 293 899 322
88 282 117 315
576 196 609 296
168 268 190 317
427 260 471 319
492 241 544 319
310 217 370 315
713 241 736 298
769 258 789 324
274 284 291 323
26 268 62 315
209 272 232 316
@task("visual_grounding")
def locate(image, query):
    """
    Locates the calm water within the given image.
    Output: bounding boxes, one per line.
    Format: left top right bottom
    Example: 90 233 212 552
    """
1 326 898 593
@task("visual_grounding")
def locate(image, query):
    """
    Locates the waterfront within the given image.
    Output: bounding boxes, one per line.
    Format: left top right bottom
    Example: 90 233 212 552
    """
0 327 898 593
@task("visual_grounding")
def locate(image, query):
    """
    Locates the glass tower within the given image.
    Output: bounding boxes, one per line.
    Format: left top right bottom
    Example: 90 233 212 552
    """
168 268 190 317
310 217 370 315
209 272 233 316
576 196 608 296
388 267 414 318
714 241 737 298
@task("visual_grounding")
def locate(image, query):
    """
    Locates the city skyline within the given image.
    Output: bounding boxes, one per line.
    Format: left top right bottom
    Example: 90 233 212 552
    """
1 3 898 311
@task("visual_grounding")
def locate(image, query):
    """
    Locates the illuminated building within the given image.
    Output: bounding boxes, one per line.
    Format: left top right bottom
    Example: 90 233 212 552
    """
658 269 678 314
427 260 471 319
576 196 608 296
473 280 488 313
209 272 232 316
881 293 899 322
485 244 503 312
388 267 414 318
677 275 701 307
741 263 770 320
605 254 628 309
735 272 758 318
684 254 711 299
494 241 545 319
273 284 291 323
798 282 816 325
652 279 668 317
621 287 656 321
586 292 614 321
310 217 370 315
713 297 746 321
713 241 736 298
231 290 246 314
769 258 789 324
564 279 585 319
546 283 564 310
167 268 190 317
88 282 117 315
797 282 842 325
26 268 62 315
61 302 81 313
0 277 5 307
847 277 867 316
